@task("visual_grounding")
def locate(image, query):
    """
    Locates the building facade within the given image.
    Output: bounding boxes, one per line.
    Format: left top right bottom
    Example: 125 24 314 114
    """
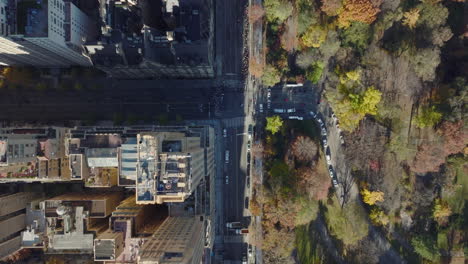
0 0 94 66
0 192 40 259
138 216 205 264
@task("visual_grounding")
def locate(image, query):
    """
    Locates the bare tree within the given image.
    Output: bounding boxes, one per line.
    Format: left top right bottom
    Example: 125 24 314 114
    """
340 167 355 208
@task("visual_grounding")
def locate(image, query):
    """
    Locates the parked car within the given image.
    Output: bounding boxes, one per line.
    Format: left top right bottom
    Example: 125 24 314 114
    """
223 128 227 137
321 127 327 136
259 104 263 113
328 167 334 178
310 111 317 118
273 108 286 113
225 175 229 184
332 113 338 122
248 245 253 257
322 138 328 147
332 178 339 188
245 197 249 209
326 154 331 165
225 150 230 163
247 141 251 152
287 108 296 113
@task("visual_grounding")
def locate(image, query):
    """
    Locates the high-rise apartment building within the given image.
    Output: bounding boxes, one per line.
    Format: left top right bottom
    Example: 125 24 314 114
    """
138 216 205 264
0 192 40 259
0 0 94 66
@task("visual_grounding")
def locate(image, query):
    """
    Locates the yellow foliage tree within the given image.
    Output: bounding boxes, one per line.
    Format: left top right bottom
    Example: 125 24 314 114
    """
301 25 328 48
433 198 451 224
402 8 420 29
326 86 382 131
369 208 390 226
361 188 384 205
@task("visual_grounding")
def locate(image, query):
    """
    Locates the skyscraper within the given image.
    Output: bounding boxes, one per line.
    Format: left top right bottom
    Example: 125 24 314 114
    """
0 0 94 66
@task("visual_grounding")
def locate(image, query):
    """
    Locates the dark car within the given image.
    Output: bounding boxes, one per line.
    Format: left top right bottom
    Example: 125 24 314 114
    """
245 197 249 209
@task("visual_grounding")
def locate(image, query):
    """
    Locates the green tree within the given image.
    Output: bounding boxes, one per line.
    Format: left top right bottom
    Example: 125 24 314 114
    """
305 62 324 84
264 0 293 22
294 197 319 226
301 25 328 48
340 21 371 53
262 64 281 87
266 115 283 134
411 235 441 262
410 48 441 82
324 200 369 246
415 105 442 128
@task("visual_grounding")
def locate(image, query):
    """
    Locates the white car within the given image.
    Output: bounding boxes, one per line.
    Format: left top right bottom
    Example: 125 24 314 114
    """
273 109 286 113
322 138 328 147
287 108 296 113
326 154 331 164
328 168 334 178
288 116 304 120
340 135 345 145
310 111 317 118
225 150 230 163
259 104 263 113
225 175 229 184
332 113 338 122
223 129 227 137
317 119 323 125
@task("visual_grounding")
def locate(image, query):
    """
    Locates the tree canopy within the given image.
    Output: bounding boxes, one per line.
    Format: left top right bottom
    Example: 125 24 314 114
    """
266 116 284 135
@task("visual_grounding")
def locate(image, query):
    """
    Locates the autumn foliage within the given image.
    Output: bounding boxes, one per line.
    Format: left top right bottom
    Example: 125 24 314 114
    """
297 166 331 200
361 188 385 205
248 4 265 24
337 0 382 28
412 121 467 173
290 136 318 162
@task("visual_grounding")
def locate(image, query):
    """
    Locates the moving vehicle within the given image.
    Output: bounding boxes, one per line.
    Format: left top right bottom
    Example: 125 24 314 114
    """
226 222 242 229
273 108 286 113
225 150 230 163
288 116 304 120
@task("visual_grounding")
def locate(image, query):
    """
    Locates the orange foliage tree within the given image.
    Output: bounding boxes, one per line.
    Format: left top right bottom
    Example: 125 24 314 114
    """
337 0 381 28
412 121 467 173
248 4 265 23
